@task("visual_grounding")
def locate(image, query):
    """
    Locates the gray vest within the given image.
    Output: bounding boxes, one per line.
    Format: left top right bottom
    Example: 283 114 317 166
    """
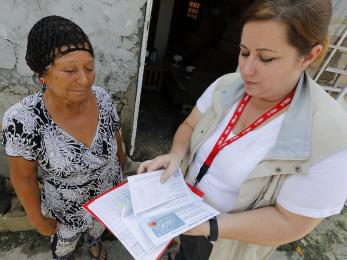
181 72 347 260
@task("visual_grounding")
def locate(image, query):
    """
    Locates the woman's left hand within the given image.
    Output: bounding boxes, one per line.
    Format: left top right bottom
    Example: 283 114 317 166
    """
183 221 209 237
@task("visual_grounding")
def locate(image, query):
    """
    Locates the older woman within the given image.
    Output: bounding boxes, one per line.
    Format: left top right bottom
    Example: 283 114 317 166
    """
138 0 347 259
2 16 125 260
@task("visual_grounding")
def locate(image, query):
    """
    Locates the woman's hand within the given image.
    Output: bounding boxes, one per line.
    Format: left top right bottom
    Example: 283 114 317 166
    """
35 216 58 236
137 152 182 183
137 107 202 182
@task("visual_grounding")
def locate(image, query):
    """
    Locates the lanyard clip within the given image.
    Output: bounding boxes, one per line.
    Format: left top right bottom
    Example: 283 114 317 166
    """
194 163 209 187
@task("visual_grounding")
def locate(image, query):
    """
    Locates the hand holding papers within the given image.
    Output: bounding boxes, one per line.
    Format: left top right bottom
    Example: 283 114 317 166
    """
128 169 219 246
83 169 219 259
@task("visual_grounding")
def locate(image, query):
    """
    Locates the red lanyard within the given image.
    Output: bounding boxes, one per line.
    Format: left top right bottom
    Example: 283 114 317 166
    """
194 90 295 186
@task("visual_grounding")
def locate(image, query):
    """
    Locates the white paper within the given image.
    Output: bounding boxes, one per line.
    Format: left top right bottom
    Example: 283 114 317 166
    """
128 169 219 246
84 183 168 260
139 197 219 246
127 169 192 215
85 170 219 257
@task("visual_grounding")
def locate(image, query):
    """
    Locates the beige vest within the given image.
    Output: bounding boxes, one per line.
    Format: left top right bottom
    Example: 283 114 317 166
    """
181 72 347 260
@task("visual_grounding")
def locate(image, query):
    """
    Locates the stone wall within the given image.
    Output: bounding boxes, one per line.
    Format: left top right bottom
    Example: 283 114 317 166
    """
0 0 148 153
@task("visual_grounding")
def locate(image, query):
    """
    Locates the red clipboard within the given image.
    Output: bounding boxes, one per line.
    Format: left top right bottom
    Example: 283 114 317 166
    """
83 180 204 259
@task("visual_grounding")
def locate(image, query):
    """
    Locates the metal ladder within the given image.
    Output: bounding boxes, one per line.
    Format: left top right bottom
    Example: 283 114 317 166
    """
314 25 347 94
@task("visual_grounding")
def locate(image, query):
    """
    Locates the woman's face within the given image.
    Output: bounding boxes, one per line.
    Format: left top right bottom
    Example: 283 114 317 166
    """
44 50 95 102
239 20 307 101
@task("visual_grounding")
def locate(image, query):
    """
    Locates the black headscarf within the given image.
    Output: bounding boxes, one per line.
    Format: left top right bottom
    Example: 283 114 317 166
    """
26 15 94 77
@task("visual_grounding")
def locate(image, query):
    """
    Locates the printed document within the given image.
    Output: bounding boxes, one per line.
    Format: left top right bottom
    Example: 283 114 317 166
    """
84 169 219 259
127 169 193 215
83 182 168 260
128 169 219 246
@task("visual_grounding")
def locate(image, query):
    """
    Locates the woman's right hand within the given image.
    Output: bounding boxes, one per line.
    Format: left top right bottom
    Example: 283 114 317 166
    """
35 216 58 236
137 152 182 183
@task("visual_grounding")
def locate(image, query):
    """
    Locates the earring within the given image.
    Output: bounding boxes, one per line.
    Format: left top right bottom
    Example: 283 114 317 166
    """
40 77 47 92
32 74 46 93
39 77 45 86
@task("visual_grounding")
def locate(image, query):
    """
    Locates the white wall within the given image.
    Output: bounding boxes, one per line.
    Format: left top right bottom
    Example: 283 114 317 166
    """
0 0 146 95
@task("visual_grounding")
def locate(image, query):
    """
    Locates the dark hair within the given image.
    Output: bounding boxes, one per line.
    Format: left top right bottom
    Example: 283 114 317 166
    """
242 0 332 58
26 15 94 77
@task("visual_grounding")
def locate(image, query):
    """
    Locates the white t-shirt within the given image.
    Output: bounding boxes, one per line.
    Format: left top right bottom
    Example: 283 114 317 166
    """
186 79 347 218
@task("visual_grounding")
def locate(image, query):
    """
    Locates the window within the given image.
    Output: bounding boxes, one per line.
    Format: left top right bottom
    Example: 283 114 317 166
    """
187 1 200 20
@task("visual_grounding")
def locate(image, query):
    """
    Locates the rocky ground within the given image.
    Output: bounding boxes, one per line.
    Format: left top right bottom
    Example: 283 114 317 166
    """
1 90 347 259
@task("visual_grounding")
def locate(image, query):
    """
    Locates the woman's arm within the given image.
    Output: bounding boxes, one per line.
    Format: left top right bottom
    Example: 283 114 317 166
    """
115 130 126 171
138 106 202 181
186 203 322 246
9 156 57 236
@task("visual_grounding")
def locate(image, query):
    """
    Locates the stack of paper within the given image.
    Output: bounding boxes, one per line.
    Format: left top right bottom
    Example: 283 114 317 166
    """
83 169 219 259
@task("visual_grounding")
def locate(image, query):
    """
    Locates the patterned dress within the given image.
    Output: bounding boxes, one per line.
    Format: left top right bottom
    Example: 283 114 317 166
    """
2 86 122 233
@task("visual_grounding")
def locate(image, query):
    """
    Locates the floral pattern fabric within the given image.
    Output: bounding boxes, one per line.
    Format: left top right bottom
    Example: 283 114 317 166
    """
2 86 122 232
